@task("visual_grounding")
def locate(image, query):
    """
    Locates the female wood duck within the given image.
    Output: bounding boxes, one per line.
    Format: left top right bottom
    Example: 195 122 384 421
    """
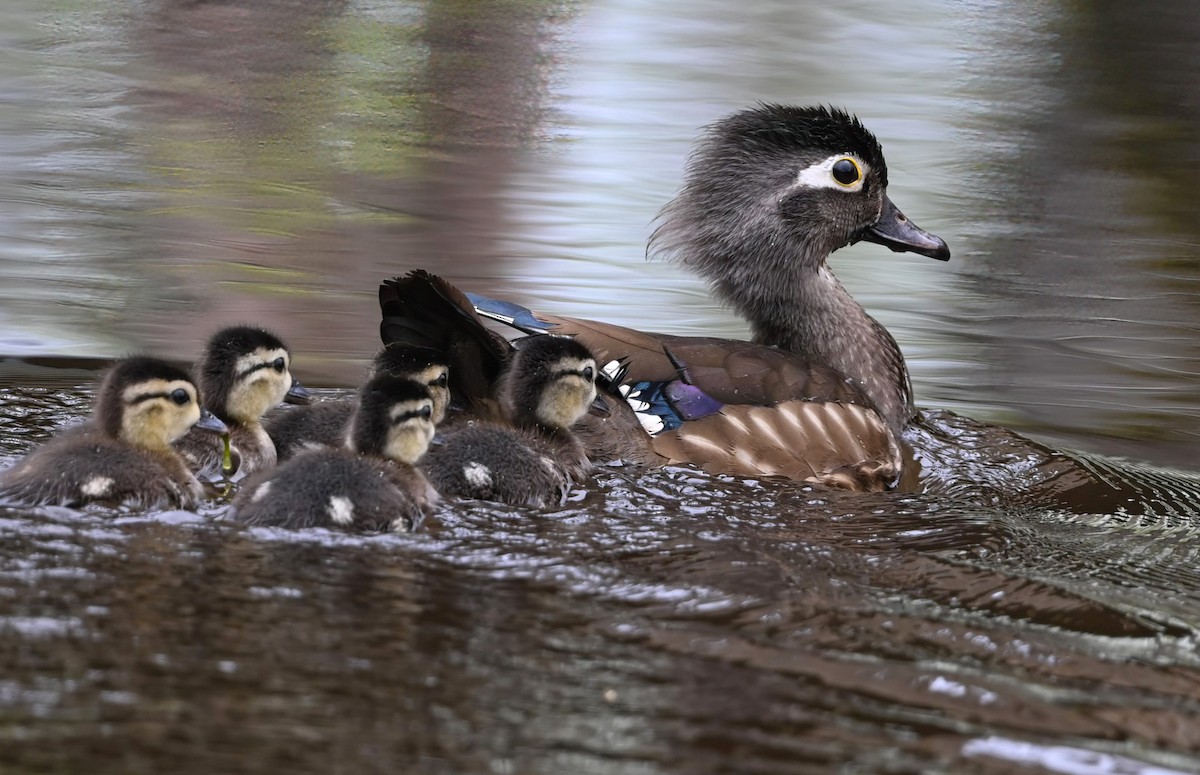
175 325 310 479
229 372 439 532
264 345 450 462
419 333 598 507
0 356 228 509
378 104 949 491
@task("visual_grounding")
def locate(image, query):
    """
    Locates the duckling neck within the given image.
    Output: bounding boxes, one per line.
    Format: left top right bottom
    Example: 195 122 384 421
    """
721 260 914 432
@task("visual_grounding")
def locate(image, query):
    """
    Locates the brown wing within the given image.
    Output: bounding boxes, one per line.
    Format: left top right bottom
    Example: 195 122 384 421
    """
539 314 870 407
650 400 902 490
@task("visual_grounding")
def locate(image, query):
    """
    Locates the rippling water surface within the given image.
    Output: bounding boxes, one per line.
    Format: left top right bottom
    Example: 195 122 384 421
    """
2 0 1200 772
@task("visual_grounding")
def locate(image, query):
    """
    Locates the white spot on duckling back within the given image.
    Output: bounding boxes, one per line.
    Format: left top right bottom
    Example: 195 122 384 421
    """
250 480 272 503
81 476 114 497
328 495 355 526
463 462 491 489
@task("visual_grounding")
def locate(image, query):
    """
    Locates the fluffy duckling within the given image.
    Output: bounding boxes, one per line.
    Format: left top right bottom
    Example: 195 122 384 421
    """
0 356 227 509
229 372 438 532
264 345 450 462
175 325 308 479
421 335 597 507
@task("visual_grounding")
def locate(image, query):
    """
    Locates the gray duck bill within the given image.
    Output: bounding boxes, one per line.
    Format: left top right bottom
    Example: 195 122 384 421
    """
859 195 950 261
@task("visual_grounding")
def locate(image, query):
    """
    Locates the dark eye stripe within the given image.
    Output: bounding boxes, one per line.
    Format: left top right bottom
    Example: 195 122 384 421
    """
552 368 596 380
129 391 191 405
391 406 433 425
237 360 285 380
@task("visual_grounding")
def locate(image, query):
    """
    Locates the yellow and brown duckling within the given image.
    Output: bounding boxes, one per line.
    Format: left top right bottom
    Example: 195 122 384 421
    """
264 344 449 463
229 371 438 532
420 334 598 508
175 325 308 480
0 356 227 509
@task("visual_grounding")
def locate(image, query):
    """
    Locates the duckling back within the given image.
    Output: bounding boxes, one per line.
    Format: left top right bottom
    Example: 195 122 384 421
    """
230 373 438 532
0 357 226 510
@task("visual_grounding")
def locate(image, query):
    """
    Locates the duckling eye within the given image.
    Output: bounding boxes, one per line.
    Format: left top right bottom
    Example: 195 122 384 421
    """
170 388 191 406
831 158 861 186
431 372 448 388
418 405 432 420
581 366 595 383
272 356 286 373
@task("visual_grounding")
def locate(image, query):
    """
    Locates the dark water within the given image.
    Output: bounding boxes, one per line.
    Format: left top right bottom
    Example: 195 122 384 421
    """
3 0 1200 772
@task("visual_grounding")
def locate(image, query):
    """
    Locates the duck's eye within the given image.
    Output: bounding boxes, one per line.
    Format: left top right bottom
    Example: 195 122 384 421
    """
170 388 191 406
581 366 595 383
832 158 861 187
273 356 286 373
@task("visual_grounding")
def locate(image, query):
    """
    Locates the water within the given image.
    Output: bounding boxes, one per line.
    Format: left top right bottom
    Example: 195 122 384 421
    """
2 0 1200 772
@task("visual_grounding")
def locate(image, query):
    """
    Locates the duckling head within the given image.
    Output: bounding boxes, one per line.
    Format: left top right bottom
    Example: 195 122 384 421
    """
371 344 451 424
502 335 597 431
350 373 435 465
98 356 223 451
197 325 296 426
649 104 948 305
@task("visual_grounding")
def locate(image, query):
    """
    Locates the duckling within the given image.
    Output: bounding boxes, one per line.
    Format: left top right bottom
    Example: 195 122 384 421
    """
229 372 438 532
420 334 598 507
175 325 308 479
381 105 950 491
264 345 450 462
0 356 227 509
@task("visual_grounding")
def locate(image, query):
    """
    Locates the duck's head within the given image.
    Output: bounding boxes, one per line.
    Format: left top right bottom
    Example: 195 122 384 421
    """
371 344 451 425
196 325 305 426
650 104 948 282
350 372 436 465
97 356 228 452
502 335 598 431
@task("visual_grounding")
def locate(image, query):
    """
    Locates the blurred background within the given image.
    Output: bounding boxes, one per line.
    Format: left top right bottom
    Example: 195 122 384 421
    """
1 0 1198 468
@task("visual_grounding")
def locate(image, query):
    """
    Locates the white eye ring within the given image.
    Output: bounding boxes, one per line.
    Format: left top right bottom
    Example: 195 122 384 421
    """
796 154 866 192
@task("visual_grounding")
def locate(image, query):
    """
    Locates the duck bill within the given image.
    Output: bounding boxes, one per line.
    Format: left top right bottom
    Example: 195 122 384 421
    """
285 380 313 405
859 195 950 261
194 408 229 435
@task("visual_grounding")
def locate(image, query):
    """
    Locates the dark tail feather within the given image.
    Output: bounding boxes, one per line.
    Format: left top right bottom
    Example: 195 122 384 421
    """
379 270 511 408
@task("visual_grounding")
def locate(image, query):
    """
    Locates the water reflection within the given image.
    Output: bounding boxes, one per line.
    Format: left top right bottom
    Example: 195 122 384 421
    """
3 0 1200 772
2 463 1200 773
947 1 1200 466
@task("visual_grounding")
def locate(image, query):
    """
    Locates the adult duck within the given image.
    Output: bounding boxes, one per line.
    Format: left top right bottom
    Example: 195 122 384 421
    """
380 104 948 490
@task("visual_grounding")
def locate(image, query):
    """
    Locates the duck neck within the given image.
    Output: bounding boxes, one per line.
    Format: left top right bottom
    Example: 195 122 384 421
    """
715 254 913 432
